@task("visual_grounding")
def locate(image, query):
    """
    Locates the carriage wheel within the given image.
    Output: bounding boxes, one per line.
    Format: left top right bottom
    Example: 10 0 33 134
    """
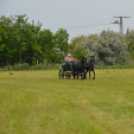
65 72 68 79
58 70 64 79
68 72 71 79
66 72 71 79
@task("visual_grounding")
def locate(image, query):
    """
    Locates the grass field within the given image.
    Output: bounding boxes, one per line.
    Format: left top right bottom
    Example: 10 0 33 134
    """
0 69 134 134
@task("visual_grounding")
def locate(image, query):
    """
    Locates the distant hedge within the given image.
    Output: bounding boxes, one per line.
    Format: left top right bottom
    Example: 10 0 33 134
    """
0 63 134 71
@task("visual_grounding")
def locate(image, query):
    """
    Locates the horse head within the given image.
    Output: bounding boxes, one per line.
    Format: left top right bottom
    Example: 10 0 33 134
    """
90 56 95 64
81 57 87 65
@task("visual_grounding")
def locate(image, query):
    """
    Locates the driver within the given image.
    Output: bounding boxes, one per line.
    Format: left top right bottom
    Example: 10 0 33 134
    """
64 53 75 70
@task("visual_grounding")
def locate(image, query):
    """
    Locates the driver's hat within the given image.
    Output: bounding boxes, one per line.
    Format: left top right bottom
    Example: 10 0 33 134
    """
68 53 71 57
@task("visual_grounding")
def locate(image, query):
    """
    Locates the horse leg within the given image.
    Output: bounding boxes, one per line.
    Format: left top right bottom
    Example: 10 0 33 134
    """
73 69 75 79
93 70 95 79
81 71 83 80
77 71 79 79
89 70 91 79
84 70 87 79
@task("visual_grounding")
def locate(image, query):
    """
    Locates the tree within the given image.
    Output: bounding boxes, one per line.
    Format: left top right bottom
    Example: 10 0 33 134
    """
0 15 15 66
76 30 129 65
23 20 42 64
38 29 56 63
125 29 134 60
54 28 69 54
53 28 69 62
73 45 89 60
70 34 99 56
14 14 30 63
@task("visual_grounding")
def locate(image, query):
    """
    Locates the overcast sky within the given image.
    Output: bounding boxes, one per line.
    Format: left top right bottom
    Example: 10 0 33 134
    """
0 0 134 42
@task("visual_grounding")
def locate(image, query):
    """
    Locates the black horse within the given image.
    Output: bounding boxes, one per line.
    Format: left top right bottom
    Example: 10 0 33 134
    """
85 56 95 79
72 57 87 80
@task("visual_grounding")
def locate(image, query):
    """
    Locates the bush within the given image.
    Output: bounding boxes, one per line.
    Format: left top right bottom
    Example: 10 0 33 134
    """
7 65 13 71
1 62 134 71
13 64 21 71
38 63 44 70
13 63 30 70
22 63 30 70
30 65 38 70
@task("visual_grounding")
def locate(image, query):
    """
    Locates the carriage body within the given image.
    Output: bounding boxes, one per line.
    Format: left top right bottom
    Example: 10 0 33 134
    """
58 62 87 79
58 63 72 79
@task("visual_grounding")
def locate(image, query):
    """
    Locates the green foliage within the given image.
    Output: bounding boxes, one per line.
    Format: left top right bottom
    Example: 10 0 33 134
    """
70 34 99 55
7 65 13 70
54 28 69 53
73 45 89 60
125 29 134 60
22 63 30 70
0 15 68 66
0 15 16 65
1 14 133 67
38 29 56 63
76 30 129 65
13 63 30 70
0 62 134 71
37 64 44 70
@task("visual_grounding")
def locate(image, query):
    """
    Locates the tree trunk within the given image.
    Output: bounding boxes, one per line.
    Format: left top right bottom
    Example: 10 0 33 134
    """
7 58 9 66
19 49 22 64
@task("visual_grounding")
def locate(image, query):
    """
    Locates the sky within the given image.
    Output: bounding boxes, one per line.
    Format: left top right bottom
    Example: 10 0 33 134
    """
0 0 134 42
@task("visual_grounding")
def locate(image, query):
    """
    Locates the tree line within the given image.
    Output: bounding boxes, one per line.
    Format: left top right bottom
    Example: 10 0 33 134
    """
0 14 69 66
0 14 134 67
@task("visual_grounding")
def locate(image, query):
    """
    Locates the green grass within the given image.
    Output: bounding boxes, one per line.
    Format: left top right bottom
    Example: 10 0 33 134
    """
0 69 134 134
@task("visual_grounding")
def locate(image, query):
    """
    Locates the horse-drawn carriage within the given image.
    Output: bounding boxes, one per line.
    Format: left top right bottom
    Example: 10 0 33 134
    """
58 56 95 80
58 62 87 79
